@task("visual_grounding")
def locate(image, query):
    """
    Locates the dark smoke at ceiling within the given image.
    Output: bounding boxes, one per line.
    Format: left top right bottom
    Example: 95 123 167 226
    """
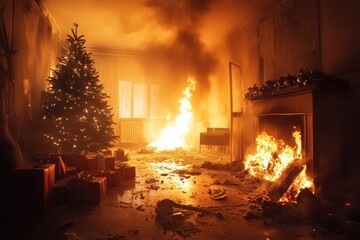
144 0 215 28
142 0 218 102
44 0 280 106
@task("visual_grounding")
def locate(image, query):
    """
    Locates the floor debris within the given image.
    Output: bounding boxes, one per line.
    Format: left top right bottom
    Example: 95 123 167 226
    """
12 148 359 240
210 192 228 200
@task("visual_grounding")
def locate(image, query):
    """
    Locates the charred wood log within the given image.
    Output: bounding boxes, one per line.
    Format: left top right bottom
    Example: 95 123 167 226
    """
268 162 304 202
296 187 317 205
296 188 326 221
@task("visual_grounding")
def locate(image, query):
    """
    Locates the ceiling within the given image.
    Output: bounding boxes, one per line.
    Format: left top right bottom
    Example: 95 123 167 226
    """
43 0 280 52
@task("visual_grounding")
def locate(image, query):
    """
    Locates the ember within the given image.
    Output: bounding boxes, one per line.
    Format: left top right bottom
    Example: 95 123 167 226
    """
278 167 313 203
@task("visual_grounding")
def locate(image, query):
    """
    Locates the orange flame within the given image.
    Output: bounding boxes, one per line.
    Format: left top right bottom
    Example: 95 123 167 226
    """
245 130 314 202
278 167 313 202
148 77 196 151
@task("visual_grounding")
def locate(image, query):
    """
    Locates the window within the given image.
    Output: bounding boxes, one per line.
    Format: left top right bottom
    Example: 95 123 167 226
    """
133 82 147 118
119 80 161 119
119 81 132 118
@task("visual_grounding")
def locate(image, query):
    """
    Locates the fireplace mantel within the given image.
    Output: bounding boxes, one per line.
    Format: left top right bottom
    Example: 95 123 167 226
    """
245 70 324 101
249 85 316 101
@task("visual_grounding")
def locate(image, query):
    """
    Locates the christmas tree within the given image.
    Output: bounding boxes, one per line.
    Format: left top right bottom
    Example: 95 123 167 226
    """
41 24 118 153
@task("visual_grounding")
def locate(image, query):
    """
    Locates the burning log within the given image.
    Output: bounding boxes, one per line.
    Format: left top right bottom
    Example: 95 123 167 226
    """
268 162 304 202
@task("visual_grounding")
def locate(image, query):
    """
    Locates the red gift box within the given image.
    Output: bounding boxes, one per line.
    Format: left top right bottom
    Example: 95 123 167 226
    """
76 155 99 170
98 156 115 170
114 149 125 160
67 177 107 204
117 166 136 179
85 170 119 188
86 155 99 170
12 164 55 219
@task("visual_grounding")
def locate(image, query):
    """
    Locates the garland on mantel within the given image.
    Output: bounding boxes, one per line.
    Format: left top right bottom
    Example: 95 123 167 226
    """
245 70 324 100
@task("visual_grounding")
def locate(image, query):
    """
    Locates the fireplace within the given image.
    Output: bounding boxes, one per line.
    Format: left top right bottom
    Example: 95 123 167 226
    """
247 75 347 206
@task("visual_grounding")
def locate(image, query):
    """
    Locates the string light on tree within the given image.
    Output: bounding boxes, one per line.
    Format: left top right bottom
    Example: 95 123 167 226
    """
41 23 118 153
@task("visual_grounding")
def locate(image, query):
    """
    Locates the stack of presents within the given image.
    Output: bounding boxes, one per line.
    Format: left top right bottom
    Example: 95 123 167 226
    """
12 149 135 220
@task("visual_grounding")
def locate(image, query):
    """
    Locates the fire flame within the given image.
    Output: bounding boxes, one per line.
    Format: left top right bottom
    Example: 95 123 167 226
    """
245 130 314 202
148 77 196 151
278 167 313 202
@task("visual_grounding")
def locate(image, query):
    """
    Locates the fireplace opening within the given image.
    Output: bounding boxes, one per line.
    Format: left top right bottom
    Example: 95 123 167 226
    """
258 113 307 171
245 112 315 203
258 114 305 148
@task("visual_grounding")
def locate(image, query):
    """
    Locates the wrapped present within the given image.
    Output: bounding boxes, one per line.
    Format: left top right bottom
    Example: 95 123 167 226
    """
123 166 135 179
105 170 120 187
34 154 67 181
104 156 115 170
76 155 98 170
12 164 56 219
86 155 99 170
114 149 125 160
84 170 119 188
116 164 136 179
98 155 115 170
67 177 107 204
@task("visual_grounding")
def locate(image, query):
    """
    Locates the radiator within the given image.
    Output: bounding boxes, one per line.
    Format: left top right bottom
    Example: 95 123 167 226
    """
119 121 142 143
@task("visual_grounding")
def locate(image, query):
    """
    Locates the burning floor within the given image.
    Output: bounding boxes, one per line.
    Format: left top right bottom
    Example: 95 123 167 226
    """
11 148 360 240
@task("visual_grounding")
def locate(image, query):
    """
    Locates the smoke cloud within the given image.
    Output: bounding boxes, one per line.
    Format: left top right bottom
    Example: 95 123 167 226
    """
141 0 218 105
44 0 278 124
